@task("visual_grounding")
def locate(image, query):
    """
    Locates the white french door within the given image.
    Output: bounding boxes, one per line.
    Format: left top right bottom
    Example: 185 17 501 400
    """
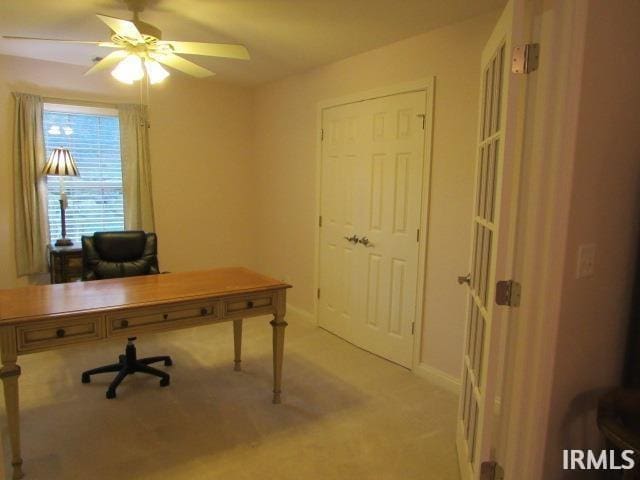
456 0 526 477
318 90 427 368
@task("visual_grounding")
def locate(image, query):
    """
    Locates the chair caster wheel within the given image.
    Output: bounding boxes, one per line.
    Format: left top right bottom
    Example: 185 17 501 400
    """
164 359 173 366
81 373 91 384
106 389 116 399
160 377 170 387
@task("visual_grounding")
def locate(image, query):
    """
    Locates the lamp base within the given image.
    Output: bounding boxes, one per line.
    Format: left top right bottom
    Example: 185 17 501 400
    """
54 238 73 247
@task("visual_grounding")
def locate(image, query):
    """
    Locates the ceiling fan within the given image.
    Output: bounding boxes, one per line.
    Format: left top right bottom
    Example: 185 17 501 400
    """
2 2 250 85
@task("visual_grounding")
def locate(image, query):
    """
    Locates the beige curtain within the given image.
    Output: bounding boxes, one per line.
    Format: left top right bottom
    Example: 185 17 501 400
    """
13 92 49 276
119 104 155 232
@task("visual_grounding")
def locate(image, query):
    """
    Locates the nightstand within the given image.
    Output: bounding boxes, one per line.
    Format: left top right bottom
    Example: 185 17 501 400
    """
48 244 82 283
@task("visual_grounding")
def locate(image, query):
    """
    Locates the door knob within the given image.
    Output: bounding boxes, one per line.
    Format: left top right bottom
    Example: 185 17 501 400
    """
343 234 360 244
457 273 471 285
358 236 373 247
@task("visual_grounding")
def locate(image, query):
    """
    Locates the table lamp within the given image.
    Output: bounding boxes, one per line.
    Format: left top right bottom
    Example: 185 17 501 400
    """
43 147 80 246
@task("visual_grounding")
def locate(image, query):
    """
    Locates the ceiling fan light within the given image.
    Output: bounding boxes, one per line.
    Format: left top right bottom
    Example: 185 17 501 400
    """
111 54 144 84
145 59 170 84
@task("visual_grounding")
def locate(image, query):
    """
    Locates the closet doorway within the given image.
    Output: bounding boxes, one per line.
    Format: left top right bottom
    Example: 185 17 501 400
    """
317 84 432 368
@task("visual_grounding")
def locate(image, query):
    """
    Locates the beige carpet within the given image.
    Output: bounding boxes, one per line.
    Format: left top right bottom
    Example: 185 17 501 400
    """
1 317 459 480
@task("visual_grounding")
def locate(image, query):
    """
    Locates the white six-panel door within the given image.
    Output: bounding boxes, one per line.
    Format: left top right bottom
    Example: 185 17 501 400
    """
318 90 426 368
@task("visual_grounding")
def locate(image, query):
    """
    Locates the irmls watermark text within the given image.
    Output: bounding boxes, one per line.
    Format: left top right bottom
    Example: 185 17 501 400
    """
563 450 635 470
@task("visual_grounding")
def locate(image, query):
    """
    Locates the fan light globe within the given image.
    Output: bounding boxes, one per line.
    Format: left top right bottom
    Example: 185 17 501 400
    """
111 54 144 84
145 59 170 84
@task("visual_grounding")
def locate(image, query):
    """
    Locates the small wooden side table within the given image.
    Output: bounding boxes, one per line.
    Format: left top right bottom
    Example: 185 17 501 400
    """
48 244 83 284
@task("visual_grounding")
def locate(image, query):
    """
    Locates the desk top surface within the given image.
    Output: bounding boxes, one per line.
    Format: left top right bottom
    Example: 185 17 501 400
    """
0 267 290 323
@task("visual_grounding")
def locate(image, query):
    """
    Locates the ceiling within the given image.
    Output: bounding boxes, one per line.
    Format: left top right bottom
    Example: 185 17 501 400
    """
0 0 506 85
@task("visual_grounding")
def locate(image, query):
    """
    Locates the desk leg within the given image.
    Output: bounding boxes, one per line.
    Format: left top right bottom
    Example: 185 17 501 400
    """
1 362 23 480
270 314 288 404
233 319 243 371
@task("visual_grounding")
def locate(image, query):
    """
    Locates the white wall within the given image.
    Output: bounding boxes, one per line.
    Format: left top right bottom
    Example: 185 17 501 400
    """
251 12 497 378
541 0 640 476
0 54 256 289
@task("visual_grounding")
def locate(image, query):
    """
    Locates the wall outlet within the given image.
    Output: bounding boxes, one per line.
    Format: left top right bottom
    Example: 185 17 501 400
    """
576 243 596 279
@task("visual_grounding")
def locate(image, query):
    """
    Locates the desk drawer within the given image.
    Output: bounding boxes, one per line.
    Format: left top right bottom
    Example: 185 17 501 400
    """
108 301 218 334
17 315 103 353
223 294 275 318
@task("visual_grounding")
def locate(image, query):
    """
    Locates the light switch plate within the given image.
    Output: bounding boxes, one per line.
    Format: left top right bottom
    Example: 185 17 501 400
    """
576 243 596 279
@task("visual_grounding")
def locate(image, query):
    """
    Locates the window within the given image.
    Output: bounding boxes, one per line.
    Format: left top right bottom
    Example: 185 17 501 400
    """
43 104 124 243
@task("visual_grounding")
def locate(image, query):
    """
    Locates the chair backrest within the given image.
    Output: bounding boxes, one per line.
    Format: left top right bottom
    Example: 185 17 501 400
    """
81 231 159 281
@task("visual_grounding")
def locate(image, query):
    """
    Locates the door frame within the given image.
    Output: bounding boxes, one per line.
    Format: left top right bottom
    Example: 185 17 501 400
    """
494 1 590 478
314 78 435 370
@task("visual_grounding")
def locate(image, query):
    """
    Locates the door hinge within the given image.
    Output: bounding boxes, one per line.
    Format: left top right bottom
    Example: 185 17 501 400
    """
411 322 415 335
416 113 426 129
319 215 323 227
512 43 540 74
416 229 420 242
317 288 321 299
495 280 521 307
480 461 504 480
320 128 324 141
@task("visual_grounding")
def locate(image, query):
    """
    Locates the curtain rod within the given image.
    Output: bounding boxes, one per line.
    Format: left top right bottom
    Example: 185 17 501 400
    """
42 96 127 109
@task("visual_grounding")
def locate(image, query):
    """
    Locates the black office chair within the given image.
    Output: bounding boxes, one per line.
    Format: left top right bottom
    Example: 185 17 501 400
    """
80 231 173 399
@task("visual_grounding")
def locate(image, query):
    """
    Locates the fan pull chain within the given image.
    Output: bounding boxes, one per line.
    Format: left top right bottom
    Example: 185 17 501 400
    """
138 68 151 130
137 68 151 107
146 69 151 127
138 73 143 106
145 70 150 107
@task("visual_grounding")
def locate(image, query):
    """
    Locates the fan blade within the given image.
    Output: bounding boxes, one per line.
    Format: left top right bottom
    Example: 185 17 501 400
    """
2 36 118 47
84 50 129 76
152 53 214 78
160 41 250 60
96 14 143 42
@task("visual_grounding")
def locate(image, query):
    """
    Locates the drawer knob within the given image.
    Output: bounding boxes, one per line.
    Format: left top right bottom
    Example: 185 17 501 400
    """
121 319 129 328
200 308 208 316
163 313 169 320
56 329 66 338
247 301 254 309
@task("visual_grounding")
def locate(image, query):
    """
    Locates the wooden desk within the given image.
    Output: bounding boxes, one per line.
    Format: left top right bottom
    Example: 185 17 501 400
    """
0 267 291 480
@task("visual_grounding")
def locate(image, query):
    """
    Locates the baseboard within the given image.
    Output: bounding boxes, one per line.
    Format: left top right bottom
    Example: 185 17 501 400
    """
286 304 316 325
414 362 461 395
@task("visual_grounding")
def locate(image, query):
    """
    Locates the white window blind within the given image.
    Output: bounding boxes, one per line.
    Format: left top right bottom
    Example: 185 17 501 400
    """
43 106 124 244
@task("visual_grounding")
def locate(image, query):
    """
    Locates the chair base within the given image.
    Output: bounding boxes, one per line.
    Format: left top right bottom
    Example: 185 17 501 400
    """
81 337 172 399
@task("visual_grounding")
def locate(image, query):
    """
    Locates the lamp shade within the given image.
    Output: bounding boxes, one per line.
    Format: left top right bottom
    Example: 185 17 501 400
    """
43 148 79 177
